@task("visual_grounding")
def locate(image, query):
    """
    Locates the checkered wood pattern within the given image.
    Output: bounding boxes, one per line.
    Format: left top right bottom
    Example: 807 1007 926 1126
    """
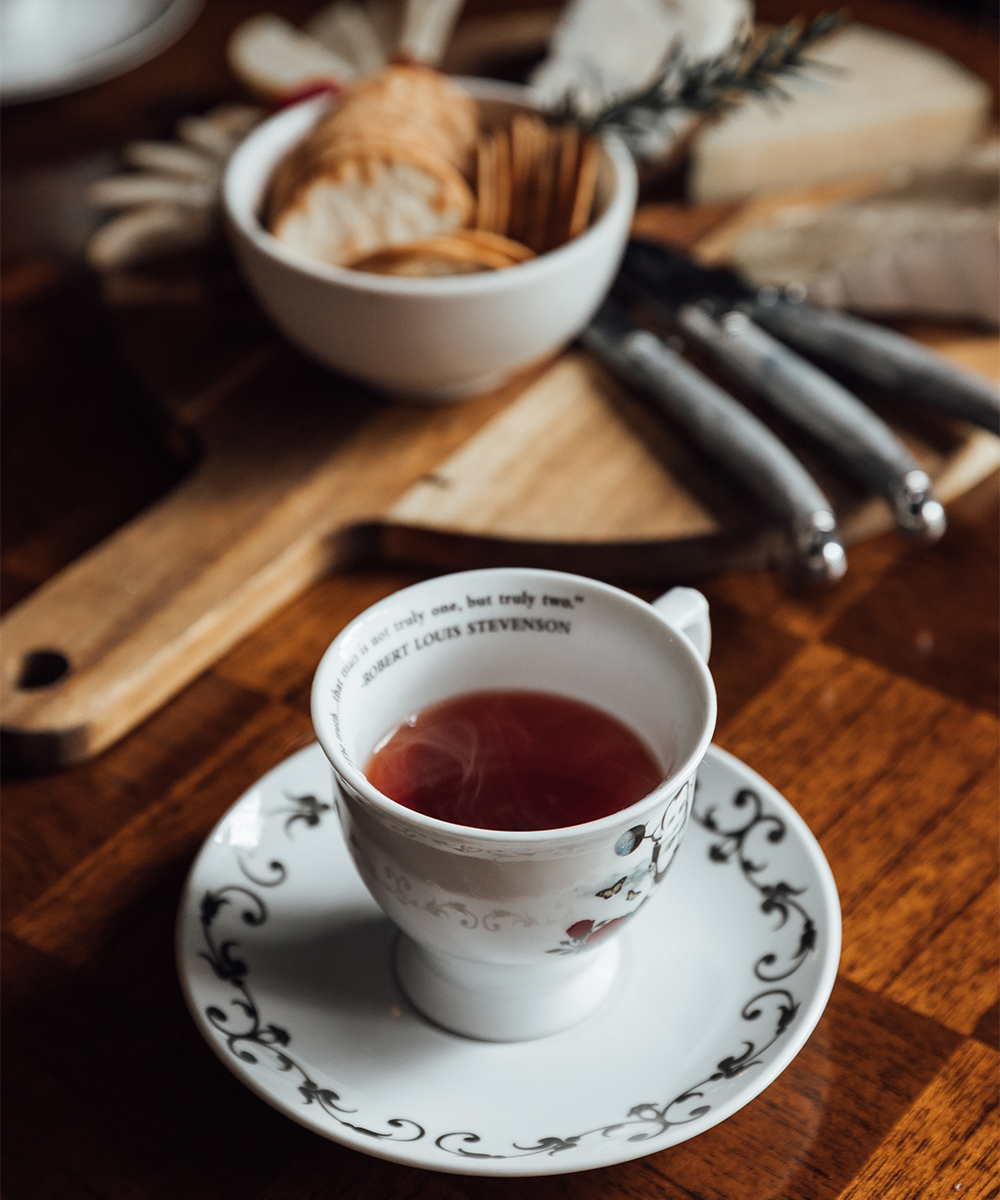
2 2 998 1197
4 497 997 1197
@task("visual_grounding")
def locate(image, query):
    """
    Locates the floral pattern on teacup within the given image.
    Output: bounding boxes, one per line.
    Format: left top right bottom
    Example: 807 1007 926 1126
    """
545 907 647 955
545 779 693 955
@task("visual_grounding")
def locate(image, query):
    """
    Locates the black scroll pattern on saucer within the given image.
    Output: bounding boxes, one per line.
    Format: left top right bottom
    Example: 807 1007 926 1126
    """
276 792 332 835
198 793 425 1146
433 987 801 1161
198 776 815 1162
693 784 817 982
231 793 334 888
433 782 816 1162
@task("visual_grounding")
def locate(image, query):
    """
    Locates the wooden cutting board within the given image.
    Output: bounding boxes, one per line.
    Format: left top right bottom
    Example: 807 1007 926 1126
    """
2 205 998 772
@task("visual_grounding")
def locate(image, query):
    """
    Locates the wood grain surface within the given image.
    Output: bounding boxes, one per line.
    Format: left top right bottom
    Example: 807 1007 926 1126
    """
2 3 998 1198
2 210 996 773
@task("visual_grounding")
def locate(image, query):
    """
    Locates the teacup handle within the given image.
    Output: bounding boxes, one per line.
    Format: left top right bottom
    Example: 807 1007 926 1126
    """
651 587 711 662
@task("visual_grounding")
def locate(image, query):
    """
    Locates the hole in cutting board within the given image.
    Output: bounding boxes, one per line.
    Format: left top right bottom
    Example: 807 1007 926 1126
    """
17 649 69 689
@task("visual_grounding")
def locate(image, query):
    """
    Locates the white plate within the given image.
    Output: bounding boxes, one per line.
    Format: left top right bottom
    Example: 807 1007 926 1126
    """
177 742 840 1177
0 0 202 105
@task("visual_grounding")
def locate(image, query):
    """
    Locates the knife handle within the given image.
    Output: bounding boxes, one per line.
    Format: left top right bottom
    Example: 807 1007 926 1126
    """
750 299 1000 434
583 303 846 583
677 305 946 542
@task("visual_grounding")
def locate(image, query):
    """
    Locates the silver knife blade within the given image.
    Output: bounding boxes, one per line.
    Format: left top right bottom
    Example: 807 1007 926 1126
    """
582 300 847 584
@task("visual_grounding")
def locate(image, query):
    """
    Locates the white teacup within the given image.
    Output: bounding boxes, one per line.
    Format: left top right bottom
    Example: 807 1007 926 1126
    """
223 80 637 401
311 568 715 1041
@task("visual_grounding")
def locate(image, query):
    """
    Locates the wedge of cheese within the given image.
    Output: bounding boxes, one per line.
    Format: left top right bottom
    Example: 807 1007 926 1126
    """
728 142 1000 326
690 24 990 202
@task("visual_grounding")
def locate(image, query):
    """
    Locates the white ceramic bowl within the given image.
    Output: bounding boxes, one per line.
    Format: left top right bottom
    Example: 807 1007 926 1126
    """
223 79 638 401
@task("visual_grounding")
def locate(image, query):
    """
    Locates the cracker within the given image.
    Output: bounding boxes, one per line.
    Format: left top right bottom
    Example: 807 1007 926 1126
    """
274 157 472 265
454 229 534 262
317 79 475 168
492 128 512 239
526 123 559 253
475 133 495 232
357 253 482 277
509 114 546 245
351 241 482 275
268 63 478 230
345 65 477 156
320 106 461 165
266 62 605 271
349 230 534 274
548 123 581 251
266 135 319 226
568 135 599 240
311 138 475 217
407 232 519 268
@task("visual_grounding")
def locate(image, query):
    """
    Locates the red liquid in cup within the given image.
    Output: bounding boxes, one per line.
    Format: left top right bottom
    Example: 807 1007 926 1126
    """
365 689 665 832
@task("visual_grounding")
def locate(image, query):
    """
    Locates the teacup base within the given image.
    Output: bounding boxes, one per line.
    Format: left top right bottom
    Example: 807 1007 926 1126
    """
393 934 621 1042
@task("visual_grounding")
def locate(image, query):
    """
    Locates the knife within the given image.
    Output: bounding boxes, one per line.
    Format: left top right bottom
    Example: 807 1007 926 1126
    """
622 240 1000 433
582 299 847 584
620 241 948 542
750 297 1000 435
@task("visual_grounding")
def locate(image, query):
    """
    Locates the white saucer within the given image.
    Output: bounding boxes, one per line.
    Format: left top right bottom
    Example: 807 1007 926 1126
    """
177 743 840 1177
0 0 202 105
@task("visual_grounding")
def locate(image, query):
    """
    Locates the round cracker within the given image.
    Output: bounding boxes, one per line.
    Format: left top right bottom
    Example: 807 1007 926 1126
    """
274 157 471 264
320 108 463 165
316 87 474 168
307 136 473 205
349 231 531 273
266 136 321 226
267 65 484 263
343 65 477 150
452 228 534 262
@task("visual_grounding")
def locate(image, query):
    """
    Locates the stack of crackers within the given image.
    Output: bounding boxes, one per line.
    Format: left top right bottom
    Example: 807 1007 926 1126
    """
267 65 601 277
475 114 599 256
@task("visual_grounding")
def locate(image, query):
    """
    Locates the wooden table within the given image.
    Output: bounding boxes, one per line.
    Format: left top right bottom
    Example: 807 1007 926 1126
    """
3 2 998 1197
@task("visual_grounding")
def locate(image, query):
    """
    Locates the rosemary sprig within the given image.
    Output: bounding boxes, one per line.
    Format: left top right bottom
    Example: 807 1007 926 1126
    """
561 12 847 140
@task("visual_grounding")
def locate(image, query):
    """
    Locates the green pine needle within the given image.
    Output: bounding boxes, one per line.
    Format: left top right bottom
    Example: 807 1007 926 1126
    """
558 12 847 139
